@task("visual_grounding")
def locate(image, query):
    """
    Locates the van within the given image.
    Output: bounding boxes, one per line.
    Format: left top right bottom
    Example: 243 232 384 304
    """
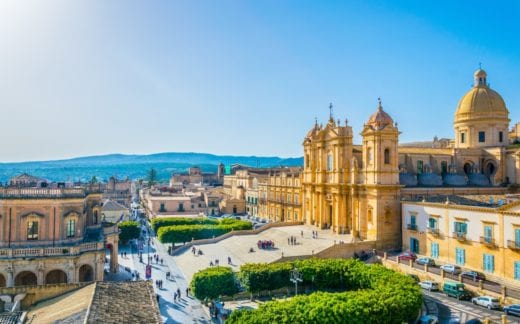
443 282 472 300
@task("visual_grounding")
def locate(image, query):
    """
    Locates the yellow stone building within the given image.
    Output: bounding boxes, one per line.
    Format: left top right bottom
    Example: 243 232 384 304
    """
264 167 303 222
301 68 520 251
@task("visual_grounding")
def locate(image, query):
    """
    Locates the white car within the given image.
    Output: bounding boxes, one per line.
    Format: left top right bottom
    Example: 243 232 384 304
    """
440 264 461 274
419 281 439 291
471 296 500 310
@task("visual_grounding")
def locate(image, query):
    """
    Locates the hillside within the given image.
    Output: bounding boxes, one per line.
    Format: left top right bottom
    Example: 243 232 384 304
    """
0 152 303 182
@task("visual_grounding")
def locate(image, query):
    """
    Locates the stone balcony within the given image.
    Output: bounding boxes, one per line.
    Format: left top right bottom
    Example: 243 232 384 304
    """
480 236 496 247
508 240 520 250
0 187 86 199
427 227 440 236
406 224 418 231
0 242 104 259
453 231 467 241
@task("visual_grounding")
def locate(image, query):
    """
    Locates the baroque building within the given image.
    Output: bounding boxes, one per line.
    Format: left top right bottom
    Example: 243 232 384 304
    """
302 68 519 250
0 183 119 289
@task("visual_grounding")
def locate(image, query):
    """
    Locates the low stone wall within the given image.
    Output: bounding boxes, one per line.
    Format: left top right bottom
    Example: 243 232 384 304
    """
315 241 377 259
380 257 519 305
0 282 91 310
171 221 303 256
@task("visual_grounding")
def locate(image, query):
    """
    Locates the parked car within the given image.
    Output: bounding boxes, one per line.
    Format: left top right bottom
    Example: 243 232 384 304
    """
416 257 435 266
503 304 520 316
461 271 485 281
443 282 472 300
440 264 461 274
407 274 420 283
398 251 417 261
419 281 439 291
471 296 500 310
416 315 438 324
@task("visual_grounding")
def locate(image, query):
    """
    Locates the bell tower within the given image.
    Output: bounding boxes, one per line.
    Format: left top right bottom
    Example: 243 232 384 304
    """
359 99 401 248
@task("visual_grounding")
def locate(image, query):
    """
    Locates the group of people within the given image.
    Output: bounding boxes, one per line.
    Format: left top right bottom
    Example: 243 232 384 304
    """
312 230 319 239
287 236 298 245
173 287 191 302
120 251 128 258
209 258 220 267
152 254 164 265
155 279 164 289
192 246 203 256
257 240 275 249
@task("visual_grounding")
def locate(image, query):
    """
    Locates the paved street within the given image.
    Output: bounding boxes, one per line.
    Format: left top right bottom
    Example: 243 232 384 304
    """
423 290 520 323
118 231 212 324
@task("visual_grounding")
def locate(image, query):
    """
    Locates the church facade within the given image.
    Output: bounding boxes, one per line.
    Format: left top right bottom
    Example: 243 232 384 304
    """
302 69 519 250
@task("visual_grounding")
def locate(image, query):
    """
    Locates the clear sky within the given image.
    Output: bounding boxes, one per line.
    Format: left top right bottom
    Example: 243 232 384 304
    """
1 0 519 162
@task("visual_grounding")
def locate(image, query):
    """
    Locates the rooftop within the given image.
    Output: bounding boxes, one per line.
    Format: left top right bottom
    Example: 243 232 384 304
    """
402 194 508 208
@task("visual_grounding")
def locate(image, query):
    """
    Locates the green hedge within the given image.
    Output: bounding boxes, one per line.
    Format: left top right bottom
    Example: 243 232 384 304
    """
157 220 252 243
151 217 217 232
190 266 238 300
228 259 422 323
117 221 140 244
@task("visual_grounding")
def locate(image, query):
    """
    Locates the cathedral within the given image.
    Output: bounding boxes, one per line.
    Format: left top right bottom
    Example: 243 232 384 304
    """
302 68 517 249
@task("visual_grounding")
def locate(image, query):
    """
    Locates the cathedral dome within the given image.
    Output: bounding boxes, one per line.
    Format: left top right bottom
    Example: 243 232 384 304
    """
455 69 509 123
367 99 394 130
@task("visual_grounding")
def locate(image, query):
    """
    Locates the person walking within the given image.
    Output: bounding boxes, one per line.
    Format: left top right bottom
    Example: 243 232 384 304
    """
186 287 189 297
177 288 181 300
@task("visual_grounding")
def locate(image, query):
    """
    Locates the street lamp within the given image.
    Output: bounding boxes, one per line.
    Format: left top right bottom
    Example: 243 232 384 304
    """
290 267 303 296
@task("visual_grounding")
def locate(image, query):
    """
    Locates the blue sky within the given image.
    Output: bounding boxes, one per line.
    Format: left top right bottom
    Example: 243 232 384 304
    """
1 0 519 162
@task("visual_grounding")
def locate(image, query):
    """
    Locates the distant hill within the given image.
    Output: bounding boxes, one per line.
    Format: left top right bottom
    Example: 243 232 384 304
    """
0 152 303 183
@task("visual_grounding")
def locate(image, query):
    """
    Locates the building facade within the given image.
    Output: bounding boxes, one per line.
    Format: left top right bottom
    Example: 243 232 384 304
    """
265 168 303 222
0 185 118 288
402 195 520 284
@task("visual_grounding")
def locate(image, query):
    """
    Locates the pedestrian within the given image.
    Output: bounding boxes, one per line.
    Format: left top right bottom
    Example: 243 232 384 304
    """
301 230 303 238
186 287 189 297
210 261 214 267
177 288 181 299
174 291 177 301
227 256 231 264
160 258 163 265
288 237 290 245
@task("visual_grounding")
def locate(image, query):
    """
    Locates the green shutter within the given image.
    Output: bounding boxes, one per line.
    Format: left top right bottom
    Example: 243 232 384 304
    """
515 261 520 280
460 222 467 234
484 226 492 238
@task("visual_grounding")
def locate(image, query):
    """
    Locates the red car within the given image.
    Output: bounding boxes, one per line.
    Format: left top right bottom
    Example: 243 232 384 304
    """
398 251 417 261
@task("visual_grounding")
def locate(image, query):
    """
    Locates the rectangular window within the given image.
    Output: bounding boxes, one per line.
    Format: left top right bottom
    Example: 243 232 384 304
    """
454 221 467 234
66 219 76 238
516 228 520 245
515 261 520 280
410 238 419 253
27 221 38 240
483 254 495 273
499 131 504 143
294 195 298 204
327 154 333 171
410 215 416 226
428 217 437 229
479 131 486 143
159 203 166 212
455 247 465 265
484 225 493 240
461 133 465 144
431 242 439 259
417 160 424 174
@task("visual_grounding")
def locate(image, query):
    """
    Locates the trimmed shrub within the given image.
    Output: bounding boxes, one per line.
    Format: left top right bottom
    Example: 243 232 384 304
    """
117 221 140 244
151 217 217 232
190 266 238 300
157 220 252 243
228 259 422 324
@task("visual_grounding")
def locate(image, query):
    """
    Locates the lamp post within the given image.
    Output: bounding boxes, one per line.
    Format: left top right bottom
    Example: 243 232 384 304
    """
290 267 303 296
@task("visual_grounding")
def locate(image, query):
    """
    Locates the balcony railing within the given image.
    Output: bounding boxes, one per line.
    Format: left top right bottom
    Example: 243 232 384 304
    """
407 224 418 231
0 242 104 259
427 227 440 235
480 236 496 247
0 187 86 199
508 240 520 250
453 231 467 241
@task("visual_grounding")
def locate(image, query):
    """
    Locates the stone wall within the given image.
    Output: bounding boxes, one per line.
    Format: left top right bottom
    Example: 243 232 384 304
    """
0 282 91 310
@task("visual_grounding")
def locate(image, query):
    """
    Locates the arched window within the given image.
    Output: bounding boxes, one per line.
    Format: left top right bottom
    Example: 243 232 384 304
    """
367 148 373 164
384 148 390 164
66 219 76 238
384 208 391 223
367 207 373 224
305 154 310 168
327 153 333 171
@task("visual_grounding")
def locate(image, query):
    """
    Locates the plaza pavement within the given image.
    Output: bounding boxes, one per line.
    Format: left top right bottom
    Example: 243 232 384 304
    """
174 225 352 282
